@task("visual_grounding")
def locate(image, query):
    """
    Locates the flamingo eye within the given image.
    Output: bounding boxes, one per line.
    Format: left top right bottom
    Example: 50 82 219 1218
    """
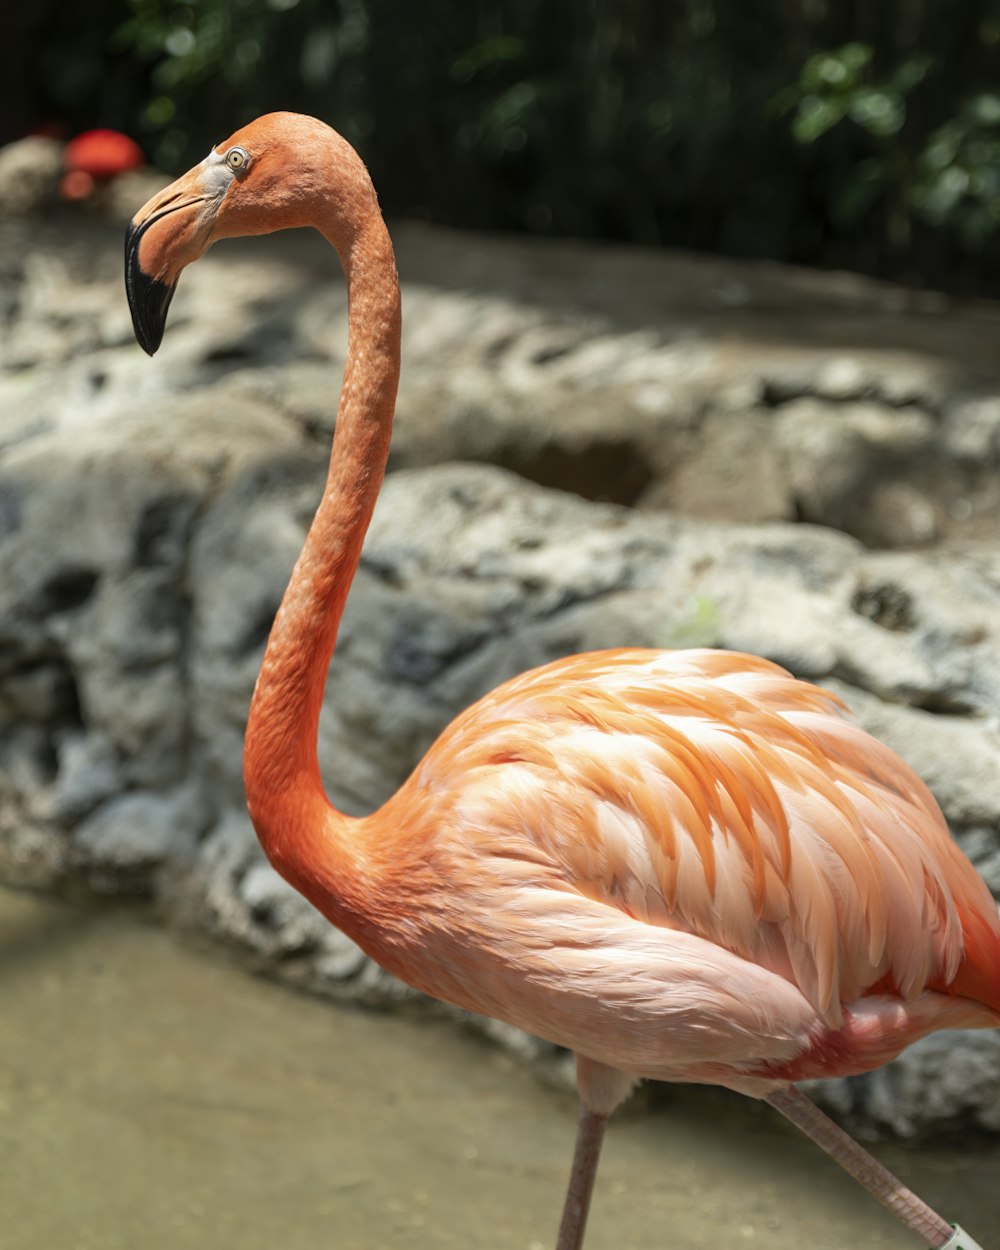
226 146 250 172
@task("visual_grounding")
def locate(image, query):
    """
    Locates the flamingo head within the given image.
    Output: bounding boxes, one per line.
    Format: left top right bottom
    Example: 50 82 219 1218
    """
125 112 366 355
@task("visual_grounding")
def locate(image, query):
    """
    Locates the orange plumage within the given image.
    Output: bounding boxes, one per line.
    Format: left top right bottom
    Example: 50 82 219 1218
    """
126 113 999 1250
323 647 999 1097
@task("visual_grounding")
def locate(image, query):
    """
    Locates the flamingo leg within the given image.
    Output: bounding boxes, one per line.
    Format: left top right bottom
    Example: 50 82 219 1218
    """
555 1105 608 1250
767 1086 958 1247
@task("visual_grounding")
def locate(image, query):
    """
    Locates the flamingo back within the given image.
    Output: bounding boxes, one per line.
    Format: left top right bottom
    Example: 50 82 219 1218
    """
412 648 1000 1027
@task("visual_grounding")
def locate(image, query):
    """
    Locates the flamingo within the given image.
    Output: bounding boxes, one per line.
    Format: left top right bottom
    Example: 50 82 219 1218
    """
124 112 997 1250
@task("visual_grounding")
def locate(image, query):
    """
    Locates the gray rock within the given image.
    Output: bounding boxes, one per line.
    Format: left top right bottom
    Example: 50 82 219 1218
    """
864 1032 1000 1137
0 137 62 216
73 787 201 888
2 214 1000 1137
192 810 408 1001
773 398 940 543
943 394 1000 464
52 731 123 822
807 1032 1000 1138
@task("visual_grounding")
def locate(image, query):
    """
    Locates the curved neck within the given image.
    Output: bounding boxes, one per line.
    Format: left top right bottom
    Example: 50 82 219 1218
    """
243 210 401 870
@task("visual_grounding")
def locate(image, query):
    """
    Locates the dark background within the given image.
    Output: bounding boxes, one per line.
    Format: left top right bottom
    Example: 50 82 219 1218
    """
7 0 1000 294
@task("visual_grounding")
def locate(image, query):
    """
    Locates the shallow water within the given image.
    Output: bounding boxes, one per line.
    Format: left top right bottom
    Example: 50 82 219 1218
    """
1 884 996 1250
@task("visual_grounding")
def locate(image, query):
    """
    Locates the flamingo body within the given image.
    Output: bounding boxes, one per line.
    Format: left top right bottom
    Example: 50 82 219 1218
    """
125 112 1000 1248
273 646 1000 1097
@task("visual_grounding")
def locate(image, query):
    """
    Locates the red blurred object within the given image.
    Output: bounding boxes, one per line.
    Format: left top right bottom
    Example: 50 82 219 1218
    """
63 129 144 179
60 169 96 201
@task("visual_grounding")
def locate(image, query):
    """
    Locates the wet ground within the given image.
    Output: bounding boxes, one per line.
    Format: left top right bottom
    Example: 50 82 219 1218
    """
2 883 996 1250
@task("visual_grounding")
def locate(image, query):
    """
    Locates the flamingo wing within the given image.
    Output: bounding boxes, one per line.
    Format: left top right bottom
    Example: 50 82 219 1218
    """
410 648 1000 1029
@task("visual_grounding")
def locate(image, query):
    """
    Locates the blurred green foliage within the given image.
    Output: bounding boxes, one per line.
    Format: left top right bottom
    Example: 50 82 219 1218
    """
7 0 1000 292
776 39 1000 251
915 93 1000 243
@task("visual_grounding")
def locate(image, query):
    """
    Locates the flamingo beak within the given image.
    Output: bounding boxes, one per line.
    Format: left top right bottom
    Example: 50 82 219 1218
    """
125 156 232 355
125 214 179 356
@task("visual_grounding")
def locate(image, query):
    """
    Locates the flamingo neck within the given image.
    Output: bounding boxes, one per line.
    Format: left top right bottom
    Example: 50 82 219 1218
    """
243 207 401 883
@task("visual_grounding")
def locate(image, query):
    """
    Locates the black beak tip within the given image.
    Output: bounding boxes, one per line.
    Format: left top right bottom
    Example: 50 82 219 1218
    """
124 219 177 357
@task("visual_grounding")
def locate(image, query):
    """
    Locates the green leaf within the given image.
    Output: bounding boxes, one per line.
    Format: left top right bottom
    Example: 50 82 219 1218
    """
848 88 905 137
922 121 964 171
800 43 872 93
793 95 849 143
967 92 1000 126
914 164 970 223
890 53 932 96
839 42 874 74
665 596 721 649
142 94 175 127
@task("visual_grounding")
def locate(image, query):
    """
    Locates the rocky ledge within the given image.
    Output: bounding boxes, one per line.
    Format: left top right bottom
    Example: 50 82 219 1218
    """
2 207 999 1138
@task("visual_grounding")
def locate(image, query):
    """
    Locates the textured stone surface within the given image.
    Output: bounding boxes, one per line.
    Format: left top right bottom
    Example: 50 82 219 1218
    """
0 137 62 216
2 208 1000 1136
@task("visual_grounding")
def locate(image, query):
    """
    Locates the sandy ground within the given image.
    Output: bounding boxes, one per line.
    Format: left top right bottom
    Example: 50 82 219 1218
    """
2 884 997 1250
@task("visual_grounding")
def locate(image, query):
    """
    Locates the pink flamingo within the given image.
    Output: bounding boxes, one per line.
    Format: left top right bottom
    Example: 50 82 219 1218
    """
125 113 997 1250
